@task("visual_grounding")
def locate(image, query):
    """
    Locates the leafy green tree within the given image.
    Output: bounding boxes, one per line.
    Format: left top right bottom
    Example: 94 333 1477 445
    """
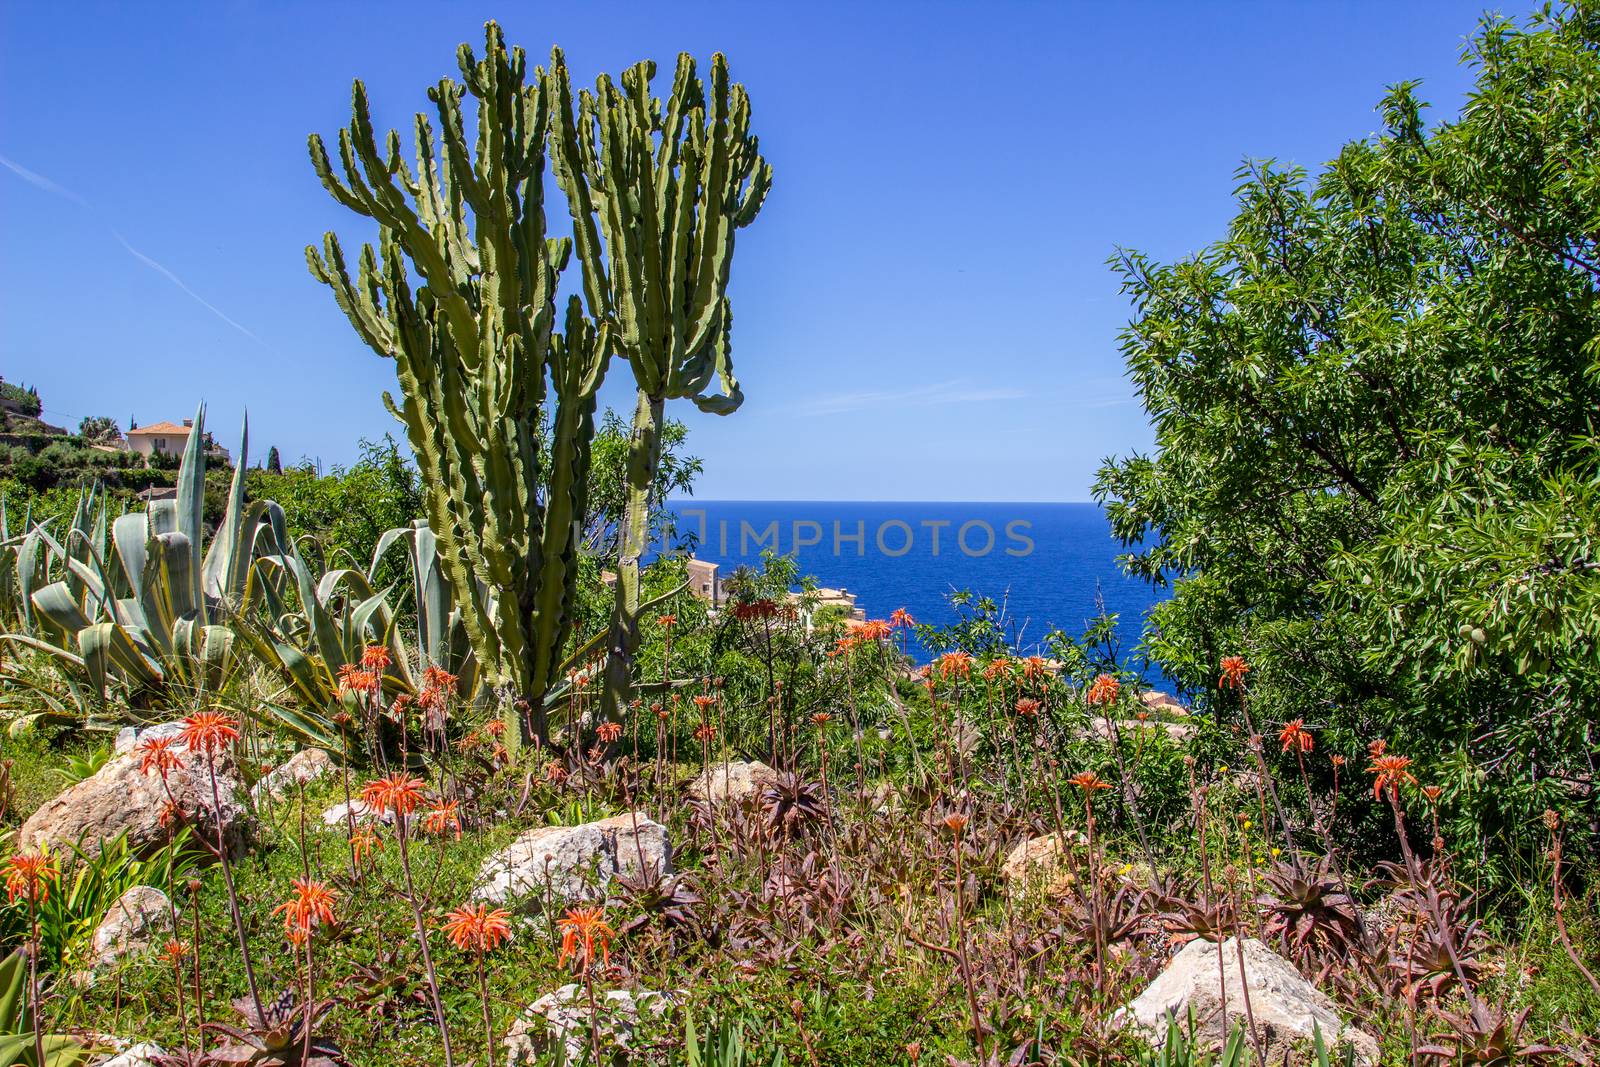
1095 4 1600 873
581 409 701 558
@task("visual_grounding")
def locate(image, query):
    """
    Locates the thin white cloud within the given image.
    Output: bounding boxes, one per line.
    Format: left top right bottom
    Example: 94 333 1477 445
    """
799 378 1028 417
112 232 263 344
1 151 263 344
0 153 88 207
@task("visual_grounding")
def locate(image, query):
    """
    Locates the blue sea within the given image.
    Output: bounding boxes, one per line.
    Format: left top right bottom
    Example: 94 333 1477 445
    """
658 501 1167 675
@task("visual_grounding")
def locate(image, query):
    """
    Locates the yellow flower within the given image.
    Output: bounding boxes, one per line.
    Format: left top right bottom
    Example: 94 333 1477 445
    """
1218 764 1229 774
1271 847 1282 857
1242 819 1252 829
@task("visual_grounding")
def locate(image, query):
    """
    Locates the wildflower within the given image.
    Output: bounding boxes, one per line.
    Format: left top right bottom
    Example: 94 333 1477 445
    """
1421 785 1443 803
692 694 717 712
361 772 426 817
137 735 183 779
485 719 506 738
829 634 860 658
177 711 240 756
653 703 668 721
693 723 717 743
1217 764 1230 775
273 878 338 945
935 651 974 680
1085 673 1120 707
657 614 677 628
1270 847 1282 858
889 608 916 629
3 852 57 906
361 643 392 671
158 800 184 829
906 1041 922 1065
422 800 462 839
942 813 969 836
1067 771 1113 796
1021 655 1050 682
1330 755 1346 768
811 712 832 726
456 730 483 753
596 722 623 744
442 903 513 953
983 657 1012 681
1242 818 1252 829
1279 719 1313 754
1543 810 1561 832
1368 739 1387 758
557 906 615 975
1368 753 1417 803
337 664 379 696
857 619 892 641
350 827 382 865
543 759 568 785
161 939 189 965
421 665 458 696
1218 656 1249 689
1015 697 1041 717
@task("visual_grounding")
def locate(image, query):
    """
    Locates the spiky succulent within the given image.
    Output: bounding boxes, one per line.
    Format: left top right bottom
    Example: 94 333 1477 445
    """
1257 856 1362 965
759 771 827 839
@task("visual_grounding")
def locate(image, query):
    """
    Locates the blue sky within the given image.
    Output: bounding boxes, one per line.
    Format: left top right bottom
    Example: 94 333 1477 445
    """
1 1 1487 500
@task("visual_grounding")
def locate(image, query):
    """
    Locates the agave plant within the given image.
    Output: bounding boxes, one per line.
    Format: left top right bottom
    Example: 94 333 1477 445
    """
757 771 828 840
174 992 348 1067
2 406 284 714
0 950 89 1067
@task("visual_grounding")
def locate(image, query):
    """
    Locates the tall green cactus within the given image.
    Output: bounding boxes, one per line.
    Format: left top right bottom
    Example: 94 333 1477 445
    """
305 23 609 744
547 48 771 717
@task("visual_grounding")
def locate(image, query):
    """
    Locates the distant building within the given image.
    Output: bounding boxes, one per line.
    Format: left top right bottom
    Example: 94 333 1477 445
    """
686 558 727 608
126 419 229 463
810 586 865 623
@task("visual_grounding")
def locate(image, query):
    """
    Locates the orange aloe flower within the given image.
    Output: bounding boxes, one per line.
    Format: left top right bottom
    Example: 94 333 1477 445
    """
557 906 614 975
137 735 183 779
889 608 915 629
1021 655 1050 682
1368 739 1388 758
693 723 717 743
1368 754 1417 803
350 827 383 865
983 657 1013 681
936 651 974 681
1218 656 1250 690
422 800 462 839
337 663 378 696
942 813 969 835
657 614 677 628
177 711 240 756
543 759 568 784
1015 697 1041 717
273 878 338 944
1279 719 1313 754
3 852 58 906
1085 673 1120 707
1421 785 1443 803
811 712 832 726
1068 771 1113 796
361 643 392 671
857 619 892 641
161 939 189 966
442 902 513 954
692 694 717 712
361 773 426 817
596 721 623 744
1330 754 1347 768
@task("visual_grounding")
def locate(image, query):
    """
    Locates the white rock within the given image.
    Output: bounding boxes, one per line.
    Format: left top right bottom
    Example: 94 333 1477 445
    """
76 886 172 985
321 799 392 828
20 723 251 862
503 985 672 1064
114 722 184 756
1115 936 1378 1064
96 1043 167 1067
686 760 778 805
474 812 671 908
252 748 335 802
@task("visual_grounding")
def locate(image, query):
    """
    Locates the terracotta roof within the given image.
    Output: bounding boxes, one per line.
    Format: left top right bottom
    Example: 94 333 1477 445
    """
127 421 191 436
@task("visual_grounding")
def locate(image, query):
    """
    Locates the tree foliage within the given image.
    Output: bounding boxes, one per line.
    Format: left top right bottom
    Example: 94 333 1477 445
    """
1096 3 1600 871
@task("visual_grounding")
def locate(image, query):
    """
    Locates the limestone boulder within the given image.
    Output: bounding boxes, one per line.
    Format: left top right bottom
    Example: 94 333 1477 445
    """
1116 936 1378 1064
1001 832 1083 897
504 985 672 1064
686 760 778 805
321 799 392 828
18 723 251 861
75 886 172 985
474 812 670 909
253 748 335 802
95 1042 167 1067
